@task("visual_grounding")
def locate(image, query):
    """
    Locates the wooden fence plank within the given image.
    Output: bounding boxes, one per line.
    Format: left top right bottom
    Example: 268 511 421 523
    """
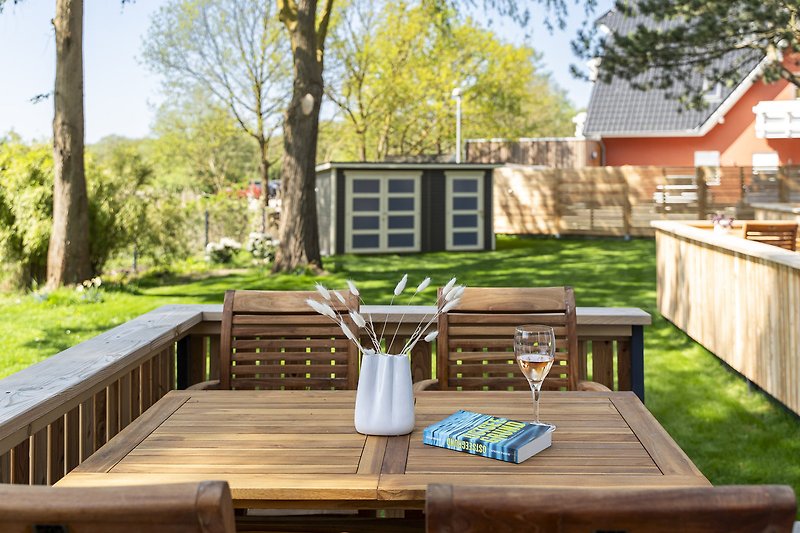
189 335 206 386
107 380 119 441
31 427 47 485
119 373 132 431
93 390 106 451
11 438 29 484
0 450 10 483
65 406 80 472
592 341 614 389
47 416 65 484
79 398 94 462
140 360 152 413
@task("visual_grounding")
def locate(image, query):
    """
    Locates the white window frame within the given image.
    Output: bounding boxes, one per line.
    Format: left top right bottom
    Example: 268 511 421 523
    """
344 171 421 254
445 171 484 251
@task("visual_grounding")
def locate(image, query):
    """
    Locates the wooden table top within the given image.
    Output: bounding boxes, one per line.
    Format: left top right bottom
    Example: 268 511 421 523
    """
55 390 708 509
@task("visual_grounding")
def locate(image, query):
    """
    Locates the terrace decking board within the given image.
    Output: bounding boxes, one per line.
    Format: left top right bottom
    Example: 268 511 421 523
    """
55 390 708 510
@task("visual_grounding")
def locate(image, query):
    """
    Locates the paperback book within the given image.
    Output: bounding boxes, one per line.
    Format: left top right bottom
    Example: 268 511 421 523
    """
422 410 552 463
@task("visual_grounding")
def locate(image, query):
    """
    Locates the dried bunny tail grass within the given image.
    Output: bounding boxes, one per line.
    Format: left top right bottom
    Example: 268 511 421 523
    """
424 330 438 342
415 277 431 293
315 283 331 301
333 290 347 305
393 274 408 296
346 279 359 297
306 298 336 319
349 310 367 328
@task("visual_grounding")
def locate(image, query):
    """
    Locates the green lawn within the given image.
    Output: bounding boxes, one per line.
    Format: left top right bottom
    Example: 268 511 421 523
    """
1 235 798 512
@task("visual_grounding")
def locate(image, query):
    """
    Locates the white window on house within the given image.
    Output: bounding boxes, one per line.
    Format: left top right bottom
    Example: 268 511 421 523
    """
445 171 484 251
702 80 723 104
694 151 721 186
345 171 420 253
752 152 779 173
752 100 800 138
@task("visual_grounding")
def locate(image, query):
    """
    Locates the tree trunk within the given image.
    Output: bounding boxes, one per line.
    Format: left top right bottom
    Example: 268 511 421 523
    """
273 0 323 272
47 0 91 288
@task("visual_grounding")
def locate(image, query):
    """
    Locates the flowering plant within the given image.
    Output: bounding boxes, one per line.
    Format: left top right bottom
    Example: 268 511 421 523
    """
711 213 735 229
306 275 465 356
245 232 276 262
205 237 241 263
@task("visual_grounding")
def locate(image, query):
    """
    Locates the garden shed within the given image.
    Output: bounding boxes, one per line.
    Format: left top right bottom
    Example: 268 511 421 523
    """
315 162 498 255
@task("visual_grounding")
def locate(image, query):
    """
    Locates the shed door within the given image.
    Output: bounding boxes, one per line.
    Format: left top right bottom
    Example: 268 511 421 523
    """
445 171 484 250
345 171 421 253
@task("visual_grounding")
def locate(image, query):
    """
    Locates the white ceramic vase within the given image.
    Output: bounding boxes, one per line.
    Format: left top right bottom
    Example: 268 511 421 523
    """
354 353 415 436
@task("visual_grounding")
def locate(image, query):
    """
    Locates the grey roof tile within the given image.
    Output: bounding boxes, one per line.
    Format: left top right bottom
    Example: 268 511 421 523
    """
584 10 763 135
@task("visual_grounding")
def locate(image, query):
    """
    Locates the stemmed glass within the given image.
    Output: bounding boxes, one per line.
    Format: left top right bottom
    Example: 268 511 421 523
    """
515 325 556 429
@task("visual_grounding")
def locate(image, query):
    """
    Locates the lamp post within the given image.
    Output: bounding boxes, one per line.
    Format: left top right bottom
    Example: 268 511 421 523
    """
451 87 462 163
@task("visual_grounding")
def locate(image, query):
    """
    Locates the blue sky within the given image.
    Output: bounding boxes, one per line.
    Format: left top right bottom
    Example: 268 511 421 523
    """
0 0 612 144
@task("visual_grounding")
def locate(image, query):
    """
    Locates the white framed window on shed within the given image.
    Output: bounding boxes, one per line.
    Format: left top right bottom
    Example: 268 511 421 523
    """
345 171 421 253
445 171 484 251
694 151 721 186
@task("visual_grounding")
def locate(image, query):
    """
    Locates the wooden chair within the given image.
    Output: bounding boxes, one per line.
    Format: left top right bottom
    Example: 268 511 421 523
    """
199 290 359 390
0 481 236 533
426 484 797 533
742 221 798 251
424 286 608 392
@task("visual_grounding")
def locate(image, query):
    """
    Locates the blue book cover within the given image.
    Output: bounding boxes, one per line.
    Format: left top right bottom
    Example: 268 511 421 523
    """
422 410 552 463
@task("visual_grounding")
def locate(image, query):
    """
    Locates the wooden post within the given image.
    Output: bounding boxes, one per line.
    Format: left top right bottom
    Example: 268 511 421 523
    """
631 325 645 403
777 165 789 202
696 167 708 219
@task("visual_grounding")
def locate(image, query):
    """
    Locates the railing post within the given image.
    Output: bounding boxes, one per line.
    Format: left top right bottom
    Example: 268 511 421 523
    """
631 325 645 403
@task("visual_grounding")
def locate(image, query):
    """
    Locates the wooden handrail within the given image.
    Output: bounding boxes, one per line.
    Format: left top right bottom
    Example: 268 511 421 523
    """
0 303 650 487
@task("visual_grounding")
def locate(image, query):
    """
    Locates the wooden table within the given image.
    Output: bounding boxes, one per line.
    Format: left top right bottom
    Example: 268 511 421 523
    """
56 390 708 509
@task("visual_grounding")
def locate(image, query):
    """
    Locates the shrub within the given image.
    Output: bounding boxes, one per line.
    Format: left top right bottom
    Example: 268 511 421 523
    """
245 232 276 263
205 237 241 264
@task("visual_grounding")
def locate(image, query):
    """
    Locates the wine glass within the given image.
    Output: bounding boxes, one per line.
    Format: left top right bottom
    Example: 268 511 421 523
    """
515 325 556 429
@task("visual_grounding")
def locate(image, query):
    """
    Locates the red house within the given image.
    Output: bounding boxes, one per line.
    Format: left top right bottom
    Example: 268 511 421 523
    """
583 11 800 170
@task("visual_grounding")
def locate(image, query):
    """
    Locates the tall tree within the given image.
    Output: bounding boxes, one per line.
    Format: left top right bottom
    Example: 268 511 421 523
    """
273 0 333 272
326 1 576 161
47 0 91 287
143 0 290 196
573 0 800 109
273 0 575 271
149 91 260 194
0 0 136 287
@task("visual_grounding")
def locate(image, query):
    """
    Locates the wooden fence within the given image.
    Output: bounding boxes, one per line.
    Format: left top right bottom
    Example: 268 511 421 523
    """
494 165 800 238
0 304 649 487
466 138 603 168
653 221 800 416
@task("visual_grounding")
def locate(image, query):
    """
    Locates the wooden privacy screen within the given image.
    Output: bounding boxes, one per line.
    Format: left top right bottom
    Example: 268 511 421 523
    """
742 221 798 251
220 290 359 390
436 287 580 391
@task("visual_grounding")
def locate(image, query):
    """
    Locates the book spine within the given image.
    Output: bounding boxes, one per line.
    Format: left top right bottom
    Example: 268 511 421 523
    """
422 434 519 463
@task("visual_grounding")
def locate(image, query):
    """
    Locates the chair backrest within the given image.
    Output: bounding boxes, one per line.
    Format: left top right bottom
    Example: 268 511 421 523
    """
426 484 797 533
219 290 359 390
0 481 236 533
742 221 798 251
436 286 579 391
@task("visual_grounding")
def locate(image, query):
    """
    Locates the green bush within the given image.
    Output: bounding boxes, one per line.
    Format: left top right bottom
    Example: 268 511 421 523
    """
0 140 52 289
0 138 194 288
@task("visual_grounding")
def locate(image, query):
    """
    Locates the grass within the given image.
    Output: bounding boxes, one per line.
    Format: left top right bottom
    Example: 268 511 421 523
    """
1 235 798 513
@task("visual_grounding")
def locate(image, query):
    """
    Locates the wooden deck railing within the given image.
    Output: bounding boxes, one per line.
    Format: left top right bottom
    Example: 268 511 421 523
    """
0 304 650 487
